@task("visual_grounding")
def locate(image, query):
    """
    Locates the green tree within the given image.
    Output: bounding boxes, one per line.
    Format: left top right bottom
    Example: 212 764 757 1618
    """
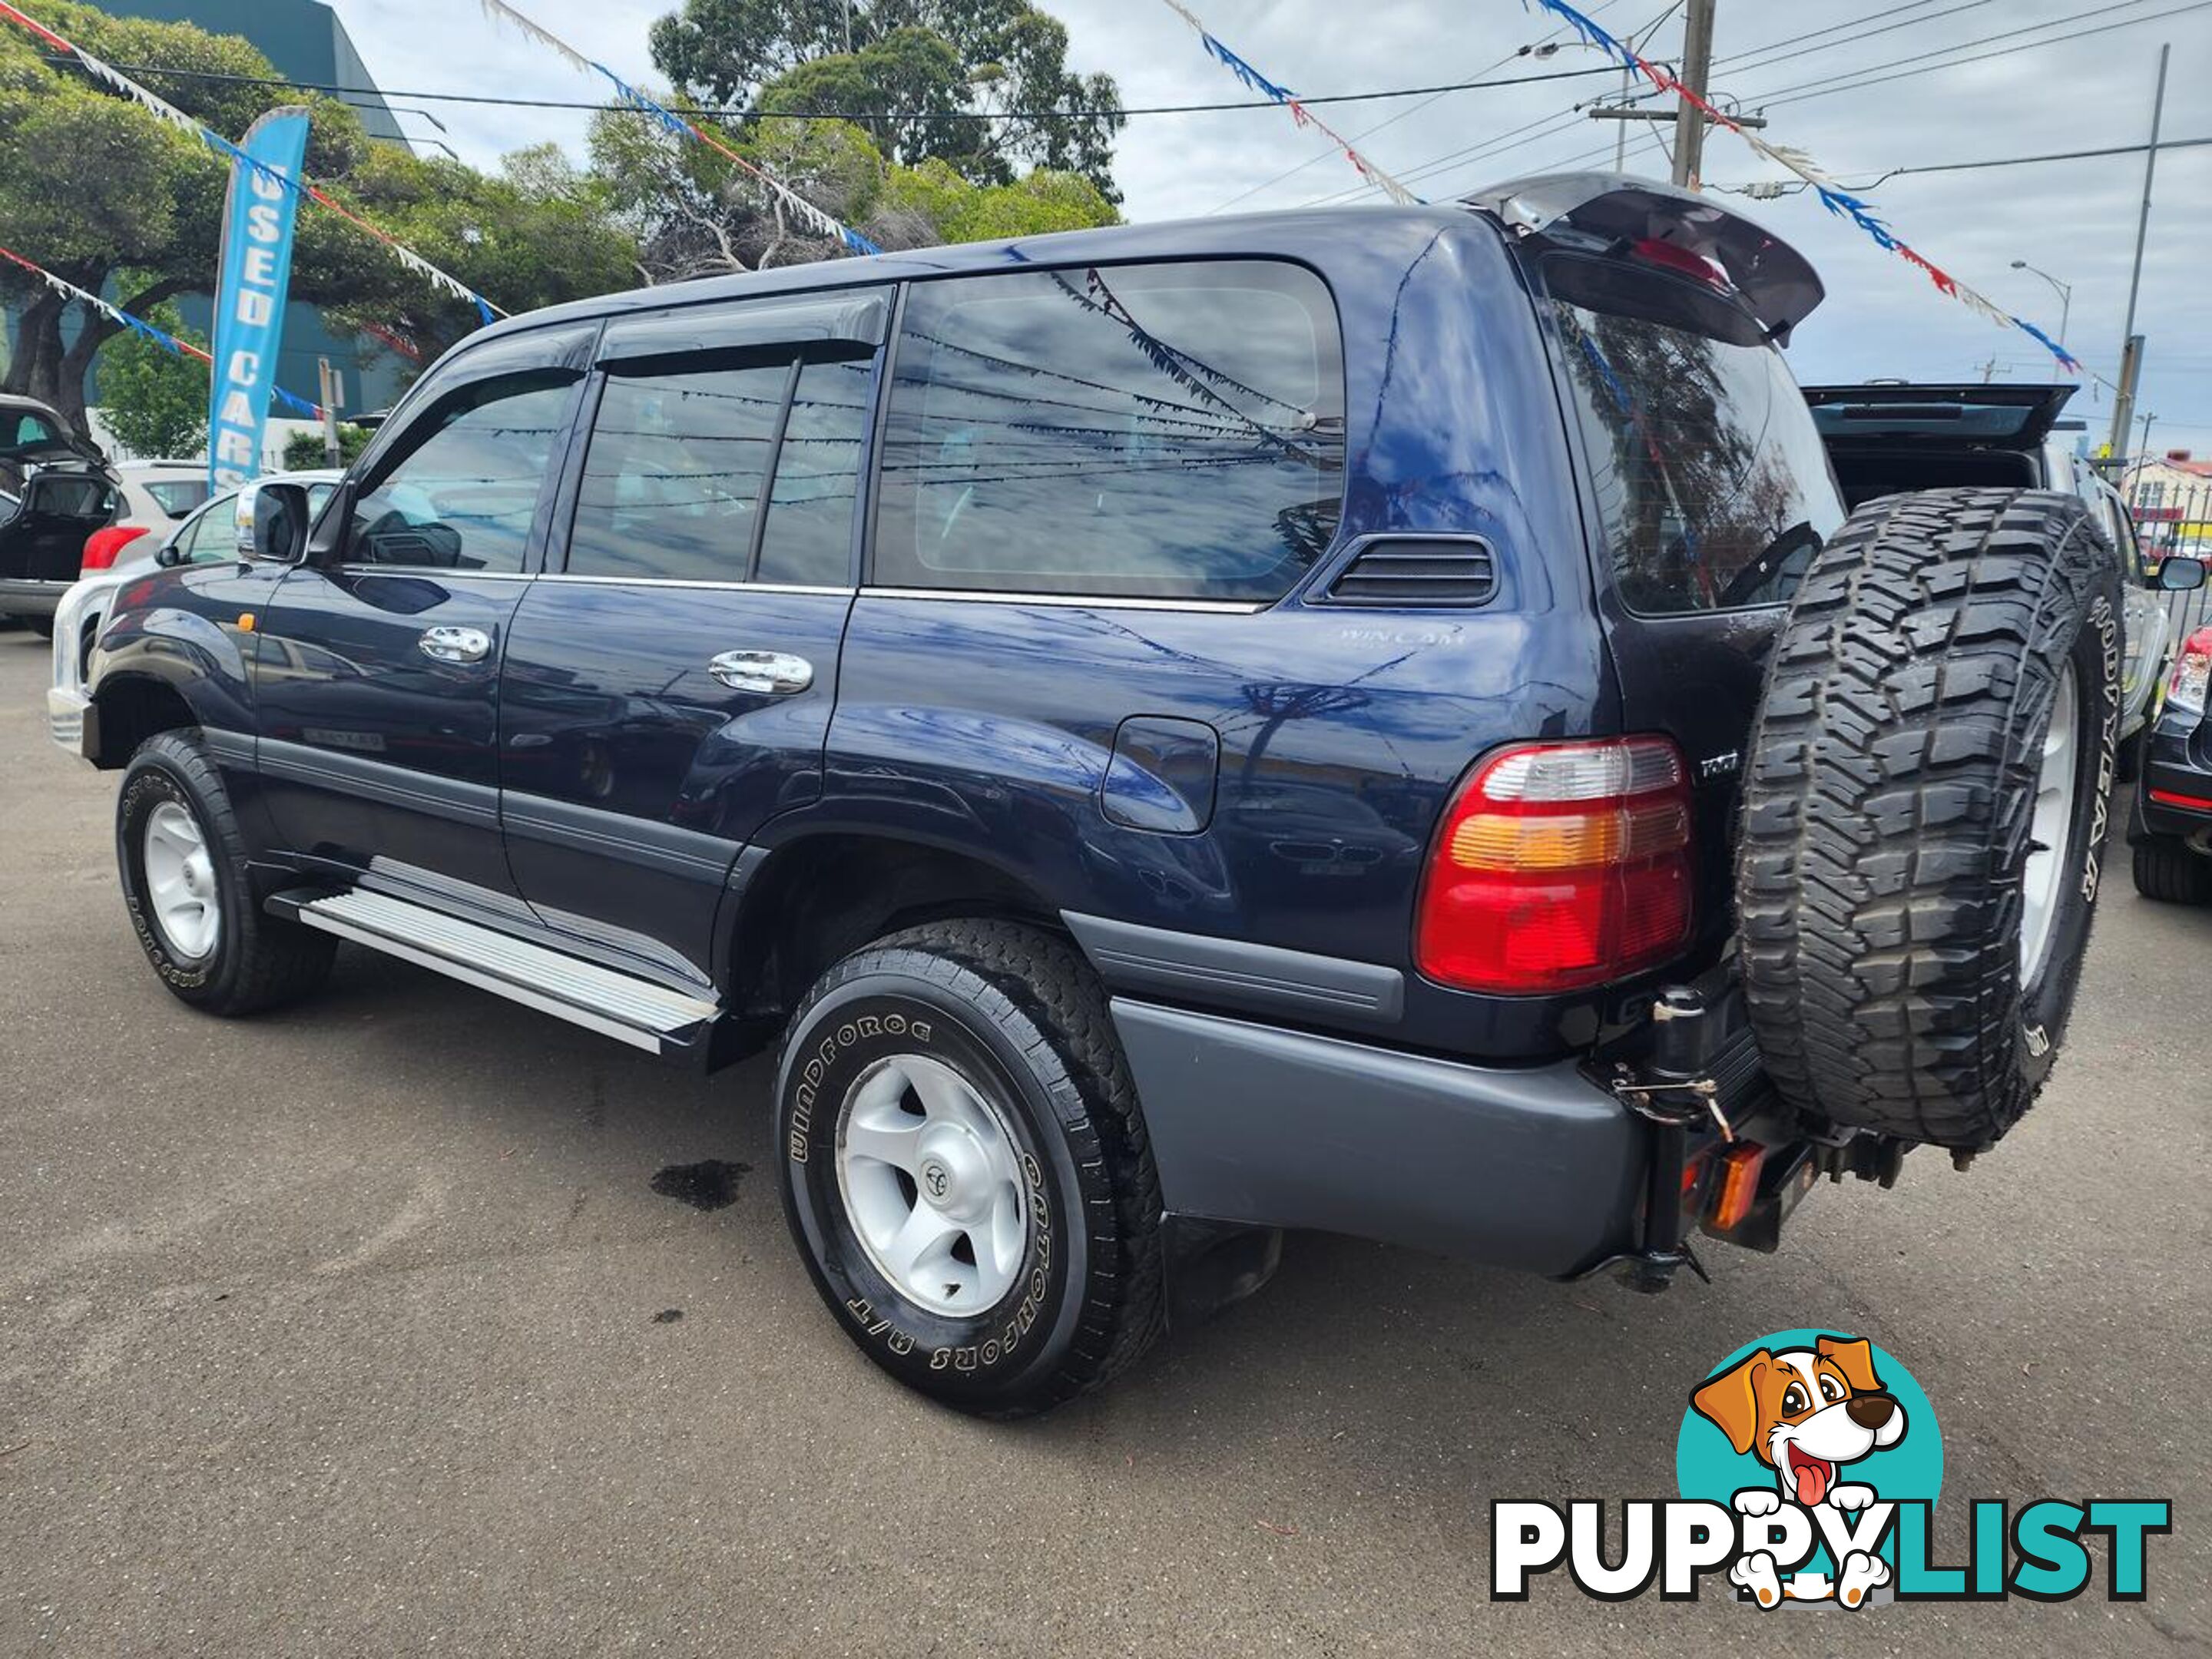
0 5 638 427
92 297 208 459
282 422 369 471
648 0 1122 198
588 103 1114 283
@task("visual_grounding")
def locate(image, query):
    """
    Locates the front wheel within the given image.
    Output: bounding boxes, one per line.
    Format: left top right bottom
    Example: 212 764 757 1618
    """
117 732 336 1015
773 920 1164 1417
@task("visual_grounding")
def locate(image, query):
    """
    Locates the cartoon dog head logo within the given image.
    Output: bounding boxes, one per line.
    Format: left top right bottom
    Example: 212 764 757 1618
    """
1691 1335 1908 1511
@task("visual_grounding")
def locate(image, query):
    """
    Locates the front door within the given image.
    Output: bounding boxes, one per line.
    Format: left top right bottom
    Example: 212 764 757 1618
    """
498 291 888 981
253 326 595 902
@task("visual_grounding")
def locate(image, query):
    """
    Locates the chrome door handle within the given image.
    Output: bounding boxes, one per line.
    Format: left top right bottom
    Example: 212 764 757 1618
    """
419 624 492 664
707 650 813 694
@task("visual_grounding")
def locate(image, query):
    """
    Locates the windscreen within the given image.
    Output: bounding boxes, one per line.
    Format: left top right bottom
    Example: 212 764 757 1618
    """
1545 255 1844 615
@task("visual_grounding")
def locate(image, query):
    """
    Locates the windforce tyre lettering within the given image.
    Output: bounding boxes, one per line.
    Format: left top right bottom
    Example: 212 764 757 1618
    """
774 920 1164 1417
1736 489 2123 1151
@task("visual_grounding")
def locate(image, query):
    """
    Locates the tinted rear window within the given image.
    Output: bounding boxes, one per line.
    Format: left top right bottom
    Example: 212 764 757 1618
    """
1546 256 1843 615
874 260 1345 601
141 478 211 519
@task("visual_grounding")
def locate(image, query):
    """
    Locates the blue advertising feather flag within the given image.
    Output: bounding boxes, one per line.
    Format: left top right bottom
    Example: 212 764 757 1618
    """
208 106 313 489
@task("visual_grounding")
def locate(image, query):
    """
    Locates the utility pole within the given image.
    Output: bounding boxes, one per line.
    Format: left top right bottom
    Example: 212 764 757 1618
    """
1615 58 1630 173
1672 0 1717 187
317 357 345 469
2139 410 2157 459
2109 42 2169 462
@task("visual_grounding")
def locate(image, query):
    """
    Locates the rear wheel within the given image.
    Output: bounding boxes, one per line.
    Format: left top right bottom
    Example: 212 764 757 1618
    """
774 920 1164 1417
2131 833 2212 904
117 732 336 1015
1737 489 2123 1151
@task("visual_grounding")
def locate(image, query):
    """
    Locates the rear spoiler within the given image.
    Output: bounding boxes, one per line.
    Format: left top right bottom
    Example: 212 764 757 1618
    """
1463 172 1824 346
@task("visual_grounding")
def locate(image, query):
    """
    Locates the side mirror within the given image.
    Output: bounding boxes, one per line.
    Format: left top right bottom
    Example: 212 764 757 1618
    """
2157 555 2206 593
246 482 312 563
154 538 183 568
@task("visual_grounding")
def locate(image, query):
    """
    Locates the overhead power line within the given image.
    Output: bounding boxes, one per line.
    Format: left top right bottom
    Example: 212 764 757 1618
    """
1376 0 2206 205
54 55 1628 123
1753 0 2212 112
1205 0 1631 215
1711 132 2212 193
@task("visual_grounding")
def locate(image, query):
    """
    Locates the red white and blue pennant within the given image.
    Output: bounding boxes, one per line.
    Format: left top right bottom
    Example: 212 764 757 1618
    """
1157 0 1422 205
0 243 323 418
477 0 884 256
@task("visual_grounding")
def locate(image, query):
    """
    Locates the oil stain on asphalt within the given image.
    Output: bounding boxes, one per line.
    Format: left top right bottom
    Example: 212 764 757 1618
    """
649 1160 750 1210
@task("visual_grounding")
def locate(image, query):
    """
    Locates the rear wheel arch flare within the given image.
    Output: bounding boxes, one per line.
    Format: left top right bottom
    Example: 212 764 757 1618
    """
725 832 1064 1017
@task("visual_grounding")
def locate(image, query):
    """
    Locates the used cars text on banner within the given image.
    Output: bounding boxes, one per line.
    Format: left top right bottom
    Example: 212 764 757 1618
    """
208 106 312 489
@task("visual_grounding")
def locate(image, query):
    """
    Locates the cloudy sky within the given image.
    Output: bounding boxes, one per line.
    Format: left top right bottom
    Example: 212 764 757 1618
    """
326 0 2212 455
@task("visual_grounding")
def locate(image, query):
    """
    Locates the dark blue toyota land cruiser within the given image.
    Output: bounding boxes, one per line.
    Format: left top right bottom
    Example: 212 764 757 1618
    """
52 174 2136 1415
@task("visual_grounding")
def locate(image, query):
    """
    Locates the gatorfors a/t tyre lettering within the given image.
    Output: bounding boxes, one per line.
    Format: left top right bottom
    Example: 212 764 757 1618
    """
1735 489 2123 1151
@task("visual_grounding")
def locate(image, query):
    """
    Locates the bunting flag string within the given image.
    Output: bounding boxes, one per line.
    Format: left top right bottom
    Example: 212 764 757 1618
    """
1528 0 2081 373
0 0 504 325
1157 0 1421 206
0 243 323 419
475 0 883 256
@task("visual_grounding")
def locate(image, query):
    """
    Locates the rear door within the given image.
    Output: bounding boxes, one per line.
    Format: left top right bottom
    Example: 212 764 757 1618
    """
497 289 888 982
252 325 594 900
1536 251 1847 958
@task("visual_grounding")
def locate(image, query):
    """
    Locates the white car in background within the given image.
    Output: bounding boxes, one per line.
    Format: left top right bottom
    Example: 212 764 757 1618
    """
45 471 340 746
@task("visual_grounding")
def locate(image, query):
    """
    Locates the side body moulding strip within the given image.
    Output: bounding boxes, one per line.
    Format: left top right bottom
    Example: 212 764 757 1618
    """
1062 911 1405 1025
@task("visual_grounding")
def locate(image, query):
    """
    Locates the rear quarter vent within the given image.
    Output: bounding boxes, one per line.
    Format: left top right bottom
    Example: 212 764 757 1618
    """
1322 536 1497 608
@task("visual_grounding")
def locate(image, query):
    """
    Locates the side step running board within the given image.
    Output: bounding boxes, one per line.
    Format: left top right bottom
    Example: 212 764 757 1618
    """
273 888 720 1056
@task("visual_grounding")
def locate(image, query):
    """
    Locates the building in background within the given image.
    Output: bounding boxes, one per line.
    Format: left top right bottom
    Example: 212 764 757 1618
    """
2 0 413 455
2125 450 2212 555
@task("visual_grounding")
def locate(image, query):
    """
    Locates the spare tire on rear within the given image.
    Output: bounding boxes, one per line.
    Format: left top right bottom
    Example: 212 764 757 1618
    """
1736 488 2122 1151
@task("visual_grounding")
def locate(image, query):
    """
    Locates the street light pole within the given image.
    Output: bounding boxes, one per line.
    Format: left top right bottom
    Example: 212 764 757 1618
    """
2009 259 2072 349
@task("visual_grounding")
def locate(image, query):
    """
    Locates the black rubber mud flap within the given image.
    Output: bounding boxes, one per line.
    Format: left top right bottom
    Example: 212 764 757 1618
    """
1736 488 2123 1151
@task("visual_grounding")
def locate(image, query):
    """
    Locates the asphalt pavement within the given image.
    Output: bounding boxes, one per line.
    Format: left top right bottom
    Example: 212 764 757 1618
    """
1 628 2204 1657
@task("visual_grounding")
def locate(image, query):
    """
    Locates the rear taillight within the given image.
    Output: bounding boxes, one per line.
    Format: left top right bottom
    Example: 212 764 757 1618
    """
81 525 148 572
1416 737 1694 994
2167 626 2212 716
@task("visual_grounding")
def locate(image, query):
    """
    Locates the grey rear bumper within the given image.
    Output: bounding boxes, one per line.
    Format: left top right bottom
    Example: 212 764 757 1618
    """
1109 999 1647 1275
0 578 64 619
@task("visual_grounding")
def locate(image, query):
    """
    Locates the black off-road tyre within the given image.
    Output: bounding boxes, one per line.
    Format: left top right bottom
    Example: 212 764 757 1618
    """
2131 833 2212 904
1737 489 2123 1151
774 920 1164 1417
117 731 336 1015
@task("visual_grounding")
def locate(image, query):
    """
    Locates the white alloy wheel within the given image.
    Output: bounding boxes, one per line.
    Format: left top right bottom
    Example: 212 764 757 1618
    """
2020 661 2081 984
835 1051 1028 1316
142 799 221 961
